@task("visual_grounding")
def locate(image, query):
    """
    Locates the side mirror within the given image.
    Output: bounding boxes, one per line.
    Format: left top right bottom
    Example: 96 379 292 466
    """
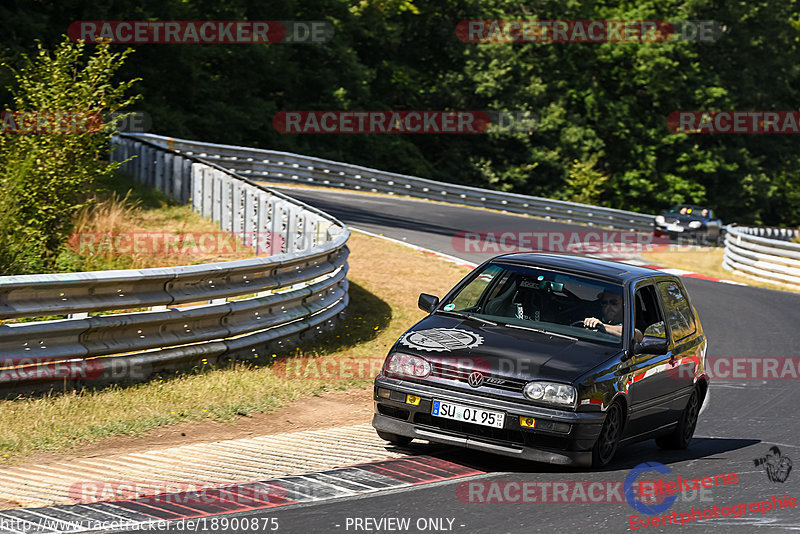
418 293 440 313
634 335 668 355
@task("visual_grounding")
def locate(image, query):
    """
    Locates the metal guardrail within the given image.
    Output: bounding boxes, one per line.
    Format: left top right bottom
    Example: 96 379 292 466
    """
729 225 799 242
126 133 657 232
0 134 350 394
723 226 800 289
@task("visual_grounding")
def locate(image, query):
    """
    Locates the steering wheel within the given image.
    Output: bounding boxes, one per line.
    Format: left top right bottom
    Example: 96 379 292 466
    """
570 320 607 333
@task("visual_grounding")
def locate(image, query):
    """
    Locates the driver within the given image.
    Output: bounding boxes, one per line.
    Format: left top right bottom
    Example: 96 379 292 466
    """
583 290 643 342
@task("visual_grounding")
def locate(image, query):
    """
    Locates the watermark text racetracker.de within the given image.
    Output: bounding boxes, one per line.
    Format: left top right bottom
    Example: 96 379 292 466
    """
67 231 286 256
273 357 385 380
452 230 670 255
1 111 103 134
278 355 800 382
69 20 333 44
274 111 491 134
69 480 287 504
272 110 539 134
667 111 800 134
0 357 153 384
1 111 150 134
669 356 800 380
456 480 713 505
456 20 721 43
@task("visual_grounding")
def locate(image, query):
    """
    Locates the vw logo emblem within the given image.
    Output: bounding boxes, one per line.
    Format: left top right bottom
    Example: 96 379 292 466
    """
468 371 484 388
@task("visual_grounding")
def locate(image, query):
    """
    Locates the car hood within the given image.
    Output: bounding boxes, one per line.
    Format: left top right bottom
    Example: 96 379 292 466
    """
393 314 620 384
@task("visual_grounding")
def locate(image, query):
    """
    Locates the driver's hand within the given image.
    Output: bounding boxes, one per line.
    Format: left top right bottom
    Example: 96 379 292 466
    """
583 317 602 328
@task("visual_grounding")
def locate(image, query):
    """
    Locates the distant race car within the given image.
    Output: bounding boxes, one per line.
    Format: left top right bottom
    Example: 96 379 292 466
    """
654 204 723 245
372 254 709 468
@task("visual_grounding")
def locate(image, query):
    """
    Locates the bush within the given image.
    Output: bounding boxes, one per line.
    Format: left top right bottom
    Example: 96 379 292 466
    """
0 38 139 275
557 155 609 206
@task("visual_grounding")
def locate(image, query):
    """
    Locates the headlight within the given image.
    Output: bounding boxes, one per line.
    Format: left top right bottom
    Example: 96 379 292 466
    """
383 353 431 378
523 381 576 407
688 221 702 229
654 215 665 225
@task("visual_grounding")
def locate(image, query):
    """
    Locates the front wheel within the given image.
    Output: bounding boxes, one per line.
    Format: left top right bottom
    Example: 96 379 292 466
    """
376 430 413 446
656 387 701 450
592 402 623 467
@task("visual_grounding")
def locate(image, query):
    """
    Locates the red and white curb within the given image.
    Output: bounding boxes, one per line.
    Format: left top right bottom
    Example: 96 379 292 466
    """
0 456 482 533
353 228 745 286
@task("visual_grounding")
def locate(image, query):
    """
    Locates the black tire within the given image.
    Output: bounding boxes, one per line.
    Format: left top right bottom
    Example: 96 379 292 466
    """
592 402 623 468
376 430 413 446
656 387 701 450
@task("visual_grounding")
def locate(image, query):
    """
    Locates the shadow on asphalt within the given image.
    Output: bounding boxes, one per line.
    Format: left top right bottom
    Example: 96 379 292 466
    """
392 436 760 476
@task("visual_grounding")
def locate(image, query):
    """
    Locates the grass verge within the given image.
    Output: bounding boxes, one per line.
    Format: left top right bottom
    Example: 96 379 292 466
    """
0 231 471 463
56 173 256 272
641 247 800 294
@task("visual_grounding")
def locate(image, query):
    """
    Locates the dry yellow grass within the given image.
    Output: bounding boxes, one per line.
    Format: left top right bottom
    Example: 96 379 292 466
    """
641 247 800 294
0 231 471 462
70 192 255 271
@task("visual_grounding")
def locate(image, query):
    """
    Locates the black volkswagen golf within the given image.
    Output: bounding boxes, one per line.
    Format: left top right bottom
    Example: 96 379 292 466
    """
372 254 708 468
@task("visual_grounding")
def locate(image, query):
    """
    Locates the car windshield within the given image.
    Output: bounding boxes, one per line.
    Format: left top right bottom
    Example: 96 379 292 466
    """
669 204 710 218
441 263 624 347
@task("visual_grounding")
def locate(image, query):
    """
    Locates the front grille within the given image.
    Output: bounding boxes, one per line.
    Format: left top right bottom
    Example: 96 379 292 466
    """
429 361 527 393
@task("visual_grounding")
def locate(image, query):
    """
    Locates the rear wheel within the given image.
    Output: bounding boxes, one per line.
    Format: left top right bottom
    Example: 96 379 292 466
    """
656 387 700 450
592 402 623 468
376 430 413 446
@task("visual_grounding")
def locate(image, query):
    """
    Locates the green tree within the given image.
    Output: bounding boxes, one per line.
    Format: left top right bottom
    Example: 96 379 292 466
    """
559 156 609 206
0 37 139 274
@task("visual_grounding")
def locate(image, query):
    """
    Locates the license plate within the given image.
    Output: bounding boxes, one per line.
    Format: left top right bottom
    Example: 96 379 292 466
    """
431 400 505 429
666 224 684 232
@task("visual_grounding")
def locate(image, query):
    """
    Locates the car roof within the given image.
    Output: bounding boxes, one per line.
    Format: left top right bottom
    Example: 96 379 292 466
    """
490 252 662 283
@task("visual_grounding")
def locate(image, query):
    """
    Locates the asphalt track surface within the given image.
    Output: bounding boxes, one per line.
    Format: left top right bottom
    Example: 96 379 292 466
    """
123 188 799 533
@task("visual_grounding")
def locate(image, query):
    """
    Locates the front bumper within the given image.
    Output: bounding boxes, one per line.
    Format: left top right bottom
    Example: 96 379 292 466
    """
372 376 606 467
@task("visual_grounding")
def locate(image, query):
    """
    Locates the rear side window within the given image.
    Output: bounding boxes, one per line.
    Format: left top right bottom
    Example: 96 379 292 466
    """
634 285 666 340
657 281 696 341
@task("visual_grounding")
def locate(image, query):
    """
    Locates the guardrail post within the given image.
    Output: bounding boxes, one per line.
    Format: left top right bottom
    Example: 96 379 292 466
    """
242 187 255 250
202 166 213 218
210 170 221 224
191 163 204 214
286 204 299 253
273 199 288 253
181 158 192 204
134 141 144 182
221 174 233 233
232 181 244 236
163 152 174 200
154 150 164 192
171 154 183 203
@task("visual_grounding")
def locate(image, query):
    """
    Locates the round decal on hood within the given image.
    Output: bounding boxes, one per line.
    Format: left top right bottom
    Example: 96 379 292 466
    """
400 328 484 352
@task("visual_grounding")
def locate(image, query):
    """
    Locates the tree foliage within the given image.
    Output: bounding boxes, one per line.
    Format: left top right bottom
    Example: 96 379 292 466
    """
1 0 798 242
0 38 139 274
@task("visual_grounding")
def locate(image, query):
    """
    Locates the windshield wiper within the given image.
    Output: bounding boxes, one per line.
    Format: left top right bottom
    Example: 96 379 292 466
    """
434 309 498 326
504 323 578 341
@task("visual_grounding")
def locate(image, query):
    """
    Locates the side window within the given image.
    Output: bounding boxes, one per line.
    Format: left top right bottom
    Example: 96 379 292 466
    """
657 281 697 341
634 285 666 339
